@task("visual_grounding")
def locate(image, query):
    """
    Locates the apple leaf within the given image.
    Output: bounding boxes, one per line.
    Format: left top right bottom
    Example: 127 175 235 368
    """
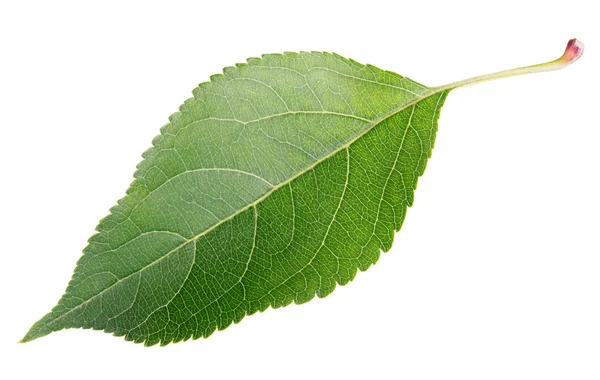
21 39 583 346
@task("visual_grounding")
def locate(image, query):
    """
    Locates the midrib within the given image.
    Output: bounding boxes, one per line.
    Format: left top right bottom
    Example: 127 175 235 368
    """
43 86 447 329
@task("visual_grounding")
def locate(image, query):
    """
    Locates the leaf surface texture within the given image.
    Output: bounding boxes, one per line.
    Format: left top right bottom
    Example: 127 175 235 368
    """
24 52 450 345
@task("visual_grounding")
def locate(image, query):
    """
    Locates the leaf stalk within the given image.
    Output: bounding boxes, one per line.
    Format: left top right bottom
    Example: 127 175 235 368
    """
438 39 584 91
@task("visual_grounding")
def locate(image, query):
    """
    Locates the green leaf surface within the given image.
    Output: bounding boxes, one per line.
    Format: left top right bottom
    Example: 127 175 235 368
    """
22 40 583 346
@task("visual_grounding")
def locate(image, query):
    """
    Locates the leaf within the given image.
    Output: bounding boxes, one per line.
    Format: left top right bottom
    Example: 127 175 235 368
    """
21 39 583 346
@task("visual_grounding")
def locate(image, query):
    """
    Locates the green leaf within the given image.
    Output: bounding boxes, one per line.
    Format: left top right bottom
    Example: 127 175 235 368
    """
21 40 583 346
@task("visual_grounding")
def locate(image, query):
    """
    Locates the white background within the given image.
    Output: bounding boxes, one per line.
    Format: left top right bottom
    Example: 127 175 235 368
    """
1 1 598 379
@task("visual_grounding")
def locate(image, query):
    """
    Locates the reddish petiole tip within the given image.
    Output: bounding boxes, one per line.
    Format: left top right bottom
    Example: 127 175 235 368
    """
560 38 584 64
